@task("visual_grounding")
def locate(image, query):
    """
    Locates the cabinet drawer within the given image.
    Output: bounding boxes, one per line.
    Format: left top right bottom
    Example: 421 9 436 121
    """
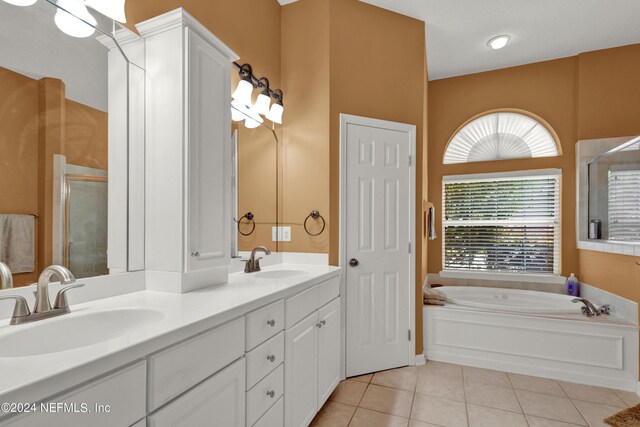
148 317 245 411
318 275 340 308
246 300 284 350
246 364 284 426
148 358 246 427
253 396 283 427
4 361 146 427
246 331 284 390
285 285 318 329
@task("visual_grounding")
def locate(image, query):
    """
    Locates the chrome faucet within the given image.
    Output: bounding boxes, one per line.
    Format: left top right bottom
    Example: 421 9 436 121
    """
0 265 84 325
0 262 13 290
572 297 600 316
244 246 271 273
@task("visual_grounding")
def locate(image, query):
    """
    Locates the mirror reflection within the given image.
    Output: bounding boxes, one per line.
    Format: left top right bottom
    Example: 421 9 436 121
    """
0 1 132 285
232 105 279 255
588 137 640 242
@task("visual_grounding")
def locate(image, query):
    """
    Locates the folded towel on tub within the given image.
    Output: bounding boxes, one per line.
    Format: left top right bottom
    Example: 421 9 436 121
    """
424 297 445 306
0 214 35 273
424 287 447 302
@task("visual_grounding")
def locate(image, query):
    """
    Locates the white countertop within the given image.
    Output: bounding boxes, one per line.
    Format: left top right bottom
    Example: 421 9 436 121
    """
0 263 340 408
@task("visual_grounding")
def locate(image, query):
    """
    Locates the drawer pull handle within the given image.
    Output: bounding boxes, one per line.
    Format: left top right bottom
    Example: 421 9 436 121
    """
191 251 200 257
316 322 323 328
266 319 276 327
320 320 326 326
267 354 276 363
266 390 275 399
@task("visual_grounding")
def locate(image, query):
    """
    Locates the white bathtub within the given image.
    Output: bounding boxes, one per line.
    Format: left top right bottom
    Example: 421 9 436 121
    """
440 286 582 315
424 286 639 391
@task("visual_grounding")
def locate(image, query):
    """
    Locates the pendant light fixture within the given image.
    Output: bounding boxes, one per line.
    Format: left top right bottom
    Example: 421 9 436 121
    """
54 0 97 38
2 0 38 6
231 62 284 127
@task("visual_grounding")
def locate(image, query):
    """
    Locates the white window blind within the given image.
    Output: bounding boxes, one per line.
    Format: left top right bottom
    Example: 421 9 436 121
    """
608 169 640 241
443 171 560 275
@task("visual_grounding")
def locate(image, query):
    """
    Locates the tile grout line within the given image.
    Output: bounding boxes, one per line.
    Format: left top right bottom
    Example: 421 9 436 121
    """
507 372 530 427
559 382 590 426
462 366 470 427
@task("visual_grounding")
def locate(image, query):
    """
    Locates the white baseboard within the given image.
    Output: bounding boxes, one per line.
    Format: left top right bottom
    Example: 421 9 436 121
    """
414 353 426 365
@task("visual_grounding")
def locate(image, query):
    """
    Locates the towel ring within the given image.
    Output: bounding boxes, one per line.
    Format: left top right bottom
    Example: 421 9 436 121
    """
237 212 256 236
304 210 325 237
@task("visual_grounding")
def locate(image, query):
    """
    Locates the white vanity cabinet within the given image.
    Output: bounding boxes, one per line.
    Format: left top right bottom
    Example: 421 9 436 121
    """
138 8 240 293
148 358 246 427
284 276 341 427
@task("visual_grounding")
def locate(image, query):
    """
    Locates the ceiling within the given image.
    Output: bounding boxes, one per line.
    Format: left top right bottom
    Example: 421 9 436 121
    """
280 0 640 81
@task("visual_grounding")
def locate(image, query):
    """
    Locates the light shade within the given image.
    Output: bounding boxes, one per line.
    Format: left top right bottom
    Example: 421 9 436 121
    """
55 0 96 38
244 118 261 129
85 0 126 23
487 35 510 50
254 93 271 116
2 0 38 6
266 103 283 125
231 100 263 127
232 79 254 107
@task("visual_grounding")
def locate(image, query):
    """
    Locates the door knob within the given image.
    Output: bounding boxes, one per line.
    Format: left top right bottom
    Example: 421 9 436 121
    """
349 258 359 267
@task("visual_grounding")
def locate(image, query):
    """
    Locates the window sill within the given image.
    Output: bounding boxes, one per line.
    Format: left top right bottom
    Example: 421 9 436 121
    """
439 270 567 285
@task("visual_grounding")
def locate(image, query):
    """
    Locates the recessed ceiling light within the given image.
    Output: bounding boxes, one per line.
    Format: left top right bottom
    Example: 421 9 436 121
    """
487 35 511 50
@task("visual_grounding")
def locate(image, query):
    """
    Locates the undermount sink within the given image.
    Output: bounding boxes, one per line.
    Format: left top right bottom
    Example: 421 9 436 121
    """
254 269 310 280
0 308 165 357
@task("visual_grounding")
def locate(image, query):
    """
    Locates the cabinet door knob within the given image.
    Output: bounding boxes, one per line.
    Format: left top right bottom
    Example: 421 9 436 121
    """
349 258 359 267
267 354 276 363
266 390 275 398
320 320 326 326
266 319 276 327
191 251 200 257
316 322 323 328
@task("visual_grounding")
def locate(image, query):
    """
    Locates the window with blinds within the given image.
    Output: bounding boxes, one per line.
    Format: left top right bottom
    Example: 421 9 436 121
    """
443 171 561 275
608 169 640 241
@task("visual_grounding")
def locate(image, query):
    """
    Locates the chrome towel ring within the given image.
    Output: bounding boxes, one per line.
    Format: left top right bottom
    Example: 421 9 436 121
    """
237 212 256 236
304 210 325 236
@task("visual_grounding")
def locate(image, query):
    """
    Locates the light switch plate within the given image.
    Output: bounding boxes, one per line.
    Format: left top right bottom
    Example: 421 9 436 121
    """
272 226 292 242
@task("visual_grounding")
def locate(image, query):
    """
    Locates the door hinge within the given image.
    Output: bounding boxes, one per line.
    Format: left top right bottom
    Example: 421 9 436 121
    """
408 156 412 167
408 242 411 253
408 329 412 341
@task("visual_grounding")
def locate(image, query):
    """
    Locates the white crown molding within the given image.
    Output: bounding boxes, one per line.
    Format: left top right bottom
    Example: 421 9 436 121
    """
136 8 239 61
96 29 141 50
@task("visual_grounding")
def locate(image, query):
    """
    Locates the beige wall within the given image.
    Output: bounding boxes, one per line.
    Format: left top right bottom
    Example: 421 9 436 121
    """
280 0 330 253
428 44 640 312
0 67 108 286
328 0 428 354
127 0 283 253
576 44 640 305
428 58 578 276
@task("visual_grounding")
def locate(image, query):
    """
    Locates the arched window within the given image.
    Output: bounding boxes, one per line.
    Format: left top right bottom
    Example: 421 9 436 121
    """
443 111 560 164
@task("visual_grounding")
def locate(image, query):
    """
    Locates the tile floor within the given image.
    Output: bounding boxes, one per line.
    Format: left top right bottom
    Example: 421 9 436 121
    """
311 361 640 427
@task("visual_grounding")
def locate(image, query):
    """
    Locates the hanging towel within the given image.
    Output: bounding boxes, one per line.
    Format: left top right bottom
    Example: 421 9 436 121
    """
428 206 437 240
0 214 35 273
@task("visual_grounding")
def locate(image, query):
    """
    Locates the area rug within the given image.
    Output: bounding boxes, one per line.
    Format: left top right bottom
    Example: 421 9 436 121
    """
605 404 640 426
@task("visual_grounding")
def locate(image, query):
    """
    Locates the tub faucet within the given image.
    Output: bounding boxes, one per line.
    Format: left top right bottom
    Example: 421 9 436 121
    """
572 298 600 316
244 246 271 273
0 262 13 290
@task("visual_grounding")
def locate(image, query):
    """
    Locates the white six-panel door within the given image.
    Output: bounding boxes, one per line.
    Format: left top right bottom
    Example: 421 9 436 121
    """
343 117 414 377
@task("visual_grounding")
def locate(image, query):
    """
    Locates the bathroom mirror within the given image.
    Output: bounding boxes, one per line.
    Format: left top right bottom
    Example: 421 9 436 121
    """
232 104 280 256
0 0 143 286
587 137 640 243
